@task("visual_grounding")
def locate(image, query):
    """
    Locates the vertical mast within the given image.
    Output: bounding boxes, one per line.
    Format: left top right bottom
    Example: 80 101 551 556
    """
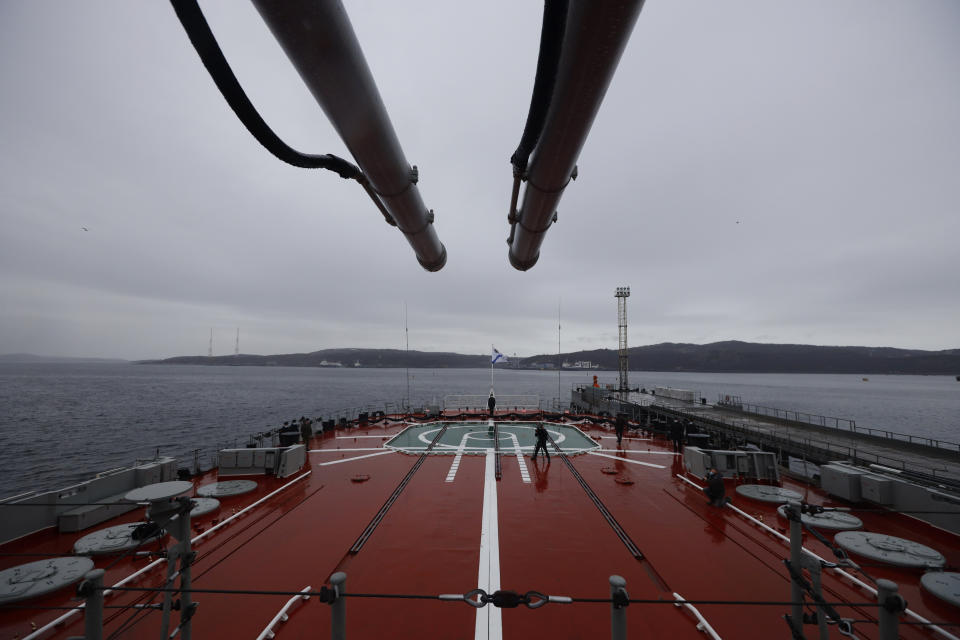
615 286 630 399
208 328 213 358
558 298 561 408
235 328 239 356
405 303 410 410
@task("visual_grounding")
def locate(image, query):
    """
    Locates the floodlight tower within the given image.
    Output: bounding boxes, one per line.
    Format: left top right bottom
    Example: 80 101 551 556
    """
615 286 630 395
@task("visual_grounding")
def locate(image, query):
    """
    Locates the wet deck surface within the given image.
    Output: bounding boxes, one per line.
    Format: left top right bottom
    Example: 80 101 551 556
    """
2 416 959 639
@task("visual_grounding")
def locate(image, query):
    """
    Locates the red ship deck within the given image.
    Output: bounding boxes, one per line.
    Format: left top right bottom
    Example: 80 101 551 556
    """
2 414 958 639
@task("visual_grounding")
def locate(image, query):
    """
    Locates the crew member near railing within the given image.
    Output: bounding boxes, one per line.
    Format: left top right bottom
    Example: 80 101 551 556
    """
670 419 685 454
488 390 496 418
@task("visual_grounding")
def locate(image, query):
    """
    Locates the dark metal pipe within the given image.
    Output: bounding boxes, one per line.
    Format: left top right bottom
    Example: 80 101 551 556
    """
252 0 446 271
508 0 645 271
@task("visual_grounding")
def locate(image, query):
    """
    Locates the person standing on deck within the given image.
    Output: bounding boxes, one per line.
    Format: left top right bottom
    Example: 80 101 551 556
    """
615 414 626 447
532 423 550 461
300 417 312 452
669 419 685 454
488 390 496 418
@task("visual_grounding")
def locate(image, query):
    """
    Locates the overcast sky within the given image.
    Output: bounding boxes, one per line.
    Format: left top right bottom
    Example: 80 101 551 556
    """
1 1 958 360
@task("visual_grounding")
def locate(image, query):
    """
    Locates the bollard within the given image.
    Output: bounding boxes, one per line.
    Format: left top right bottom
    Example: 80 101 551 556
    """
330 572 347 640
609 575 627 640
876 579 904 640
80 568 105 640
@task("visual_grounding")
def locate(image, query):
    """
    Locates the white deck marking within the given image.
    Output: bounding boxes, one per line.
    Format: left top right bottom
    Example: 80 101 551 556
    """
315 451 395 466
475 452 502 640
588 451 666 469
506 432 531 483
597 436 652 441
445 433 470 483
597 448 676 456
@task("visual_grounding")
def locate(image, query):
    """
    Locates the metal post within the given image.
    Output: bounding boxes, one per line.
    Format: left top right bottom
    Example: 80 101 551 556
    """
330 571 347 640
609 575 627 640
787 502 806 639
876 579 904 640
80 569 105 640
177 499 194 640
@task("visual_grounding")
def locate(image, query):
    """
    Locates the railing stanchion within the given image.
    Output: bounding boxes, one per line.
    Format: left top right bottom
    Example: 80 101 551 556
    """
877 579 904 640
331 571 347 640
79 568 105 640
609 575 628 640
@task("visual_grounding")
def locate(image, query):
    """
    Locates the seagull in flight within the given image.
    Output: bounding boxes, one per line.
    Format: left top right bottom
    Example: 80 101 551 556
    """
81 227 89 231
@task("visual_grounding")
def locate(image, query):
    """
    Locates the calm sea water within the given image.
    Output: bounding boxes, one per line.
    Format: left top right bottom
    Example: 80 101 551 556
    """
0 363 956 498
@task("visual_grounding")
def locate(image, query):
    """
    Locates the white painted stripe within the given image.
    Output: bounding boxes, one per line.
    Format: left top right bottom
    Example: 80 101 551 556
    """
597 449 676 456
597 436 652 441
588 451 666 469
445 433 470 483
315 451 395 466
475 452 502 640
506 432 530 483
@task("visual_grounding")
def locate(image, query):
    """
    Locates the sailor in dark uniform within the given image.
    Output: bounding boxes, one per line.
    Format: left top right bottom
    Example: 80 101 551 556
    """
614 414 626 447
300 418 312 452
487 391 496 418
669 419 684 454
532 424 550 461
704 468 727 506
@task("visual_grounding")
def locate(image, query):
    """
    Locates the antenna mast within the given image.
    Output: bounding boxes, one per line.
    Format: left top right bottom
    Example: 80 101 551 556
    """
405 303 410 411
235 328 239 356
558 298 562 408
615 286 631 398
208 328 213 357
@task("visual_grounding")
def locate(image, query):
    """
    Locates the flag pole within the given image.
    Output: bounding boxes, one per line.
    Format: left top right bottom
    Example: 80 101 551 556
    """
490 343 494 391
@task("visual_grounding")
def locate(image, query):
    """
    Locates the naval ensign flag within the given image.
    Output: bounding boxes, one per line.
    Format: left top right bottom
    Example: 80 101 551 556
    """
491 346 508 389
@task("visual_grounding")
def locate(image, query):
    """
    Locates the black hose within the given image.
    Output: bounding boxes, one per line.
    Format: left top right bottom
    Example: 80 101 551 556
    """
510 0 568 175
169 0 361 178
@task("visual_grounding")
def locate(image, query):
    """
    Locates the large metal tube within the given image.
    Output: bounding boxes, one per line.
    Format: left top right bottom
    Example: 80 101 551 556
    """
509 0 645 271
252 0 446 271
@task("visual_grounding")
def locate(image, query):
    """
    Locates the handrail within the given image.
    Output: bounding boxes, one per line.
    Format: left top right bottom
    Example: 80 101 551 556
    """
716 395 960 454
650 403 954 484
22 470 313 640
256 585 311 640
675 474 960 640
672 591 722 640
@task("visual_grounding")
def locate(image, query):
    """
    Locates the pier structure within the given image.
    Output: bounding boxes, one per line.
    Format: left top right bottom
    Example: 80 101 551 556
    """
571 384 960 490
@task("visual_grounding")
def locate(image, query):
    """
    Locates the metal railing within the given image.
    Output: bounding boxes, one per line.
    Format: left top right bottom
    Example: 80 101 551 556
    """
443 394 540 411
717 394 856 431
716 394 960 455
649 404 957 487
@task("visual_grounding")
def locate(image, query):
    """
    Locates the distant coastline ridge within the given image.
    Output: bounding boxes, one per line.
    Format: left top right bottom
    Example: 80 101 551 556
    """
133 341 960 375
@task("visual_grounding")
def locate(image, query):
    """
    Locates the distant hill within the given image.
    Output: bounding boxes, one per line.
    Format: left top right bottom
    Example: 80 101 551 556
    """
523 341 960 375
137 342 960 375
0 353 128 364
138 348 488 368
